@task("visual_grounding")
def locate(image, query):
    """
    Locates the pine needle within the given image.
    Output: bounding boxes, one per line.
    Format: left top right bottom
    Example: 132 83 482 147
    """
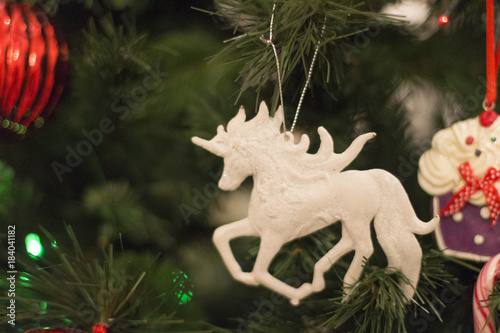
485 279 500 331
321 251 456 333
113 272 146 316
322 266 411 333
0 226 194 332
207 0 403 109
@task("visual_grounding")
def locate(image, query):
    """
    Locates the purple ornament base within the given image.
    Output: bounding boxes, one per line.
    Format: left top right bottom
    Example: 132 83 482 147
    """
434 193 500 262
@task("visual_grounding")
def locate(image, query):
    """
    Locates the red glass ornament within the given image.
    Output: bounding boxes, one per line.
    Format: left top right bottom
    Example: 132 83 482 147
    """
0 1 68 135
438 15 449 27
480 110 498 127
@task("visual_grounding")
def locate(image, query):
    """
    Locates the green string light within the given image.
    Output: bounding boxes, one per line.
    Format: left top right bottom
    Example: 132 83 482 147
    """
19 274 31 288
25 233 44 259
39 301 48 315
172 271 194 305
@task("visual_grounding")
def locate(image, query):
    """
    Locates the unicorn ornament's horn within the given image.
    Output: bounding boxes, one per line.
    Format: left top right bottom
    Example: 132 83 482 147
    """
192 125 228 157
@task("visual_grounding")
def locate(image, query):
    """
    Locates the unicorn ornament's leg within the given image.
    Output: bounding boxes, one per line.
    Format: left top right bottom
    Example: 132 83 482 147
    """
341 224 374 300
252 233 313 306
213 218 259 285
311 229 354 293
292 230 355 302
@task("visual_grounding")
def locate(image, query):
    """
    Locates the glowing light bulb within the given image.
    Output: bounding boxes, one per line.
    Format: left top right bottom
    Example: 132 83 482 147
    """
172 271 194 305
438 15 449 27
25 233 43 258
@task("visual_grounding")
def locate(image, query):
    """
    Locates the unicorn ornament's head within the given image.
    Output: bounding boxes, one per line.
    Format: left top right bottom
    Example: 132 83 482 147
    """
192 102 285 191
193 102 378 191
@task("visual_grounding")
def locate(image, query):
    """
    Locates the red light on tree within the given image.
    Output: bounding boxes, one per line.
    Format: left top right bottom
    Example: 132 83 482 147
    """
438 15 449 27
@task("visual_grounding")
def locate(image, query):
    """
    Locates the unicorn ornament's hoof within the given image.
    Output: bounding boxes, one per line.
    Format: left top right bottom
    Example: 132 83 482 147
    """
289 283 314 306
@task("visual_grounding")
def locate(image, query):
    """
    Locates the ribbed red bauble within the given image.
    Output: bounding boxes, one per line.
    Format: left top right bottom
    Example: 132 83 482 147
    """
0 1 68 135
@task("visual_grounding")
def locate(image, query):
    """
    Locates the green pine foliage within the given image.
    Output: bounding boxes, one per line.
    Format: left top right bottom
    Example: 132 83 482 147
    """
0 226 201 332
208 0 403 111
486 274 500 333
0 160 14 220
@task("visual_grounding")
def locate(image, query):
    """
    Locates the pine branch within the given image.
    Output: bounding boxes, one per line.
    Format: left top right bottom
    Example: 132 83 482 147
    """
29 0 140 36
83 181 175 249
207 0 402 110
0 160 14 218
322 265 410 333
0 225 197 332
321 251 455 333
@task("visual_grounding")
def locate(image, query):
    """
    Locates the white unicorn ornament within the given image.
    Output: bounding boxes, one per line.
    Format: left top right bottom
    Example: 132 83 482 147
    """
192 102 439 305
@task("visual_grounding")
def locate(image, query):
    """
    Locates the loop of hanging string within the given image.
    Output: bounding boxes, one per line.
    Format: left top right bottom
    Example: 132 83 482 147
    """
290 17 327 132
260 3 286 131
262 3 327 133
483 99 496 111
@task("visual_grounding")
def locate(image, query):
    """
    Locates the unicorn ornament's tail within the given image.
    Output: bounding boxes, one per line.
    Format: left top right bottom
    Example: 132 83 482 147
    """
409 215 440 235
371 172 440 300
374 214 439 301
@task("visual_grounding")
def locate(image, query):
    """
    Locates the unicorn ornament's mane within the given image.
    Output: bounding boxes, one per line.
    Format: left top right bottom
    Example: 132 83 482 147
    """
209 102 374 182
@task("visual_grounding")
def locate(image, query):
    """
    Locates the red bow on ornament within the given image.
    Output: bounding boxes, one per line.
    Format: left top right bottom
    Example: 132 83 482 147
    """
441 162 500 227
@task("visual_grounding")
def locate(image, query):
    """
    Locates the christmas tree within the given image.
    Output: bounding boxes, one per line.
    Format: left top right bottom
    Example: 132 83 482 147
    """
0 0 497 332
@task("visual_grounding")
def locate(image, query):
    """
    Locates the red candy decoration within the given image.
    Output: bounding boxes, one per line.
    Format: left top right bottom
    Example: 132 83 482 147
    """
480 110 498 127
473 253 500 332
466 136 474 145
0 1 68 135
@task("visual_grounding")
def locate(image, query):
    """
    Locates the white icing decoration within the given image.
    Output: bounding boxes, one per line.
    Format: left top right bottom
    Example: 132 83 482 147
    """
452 212 463 222
193 102 439 306
474 234 485 245
480 206 491 220
418 116 500 206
